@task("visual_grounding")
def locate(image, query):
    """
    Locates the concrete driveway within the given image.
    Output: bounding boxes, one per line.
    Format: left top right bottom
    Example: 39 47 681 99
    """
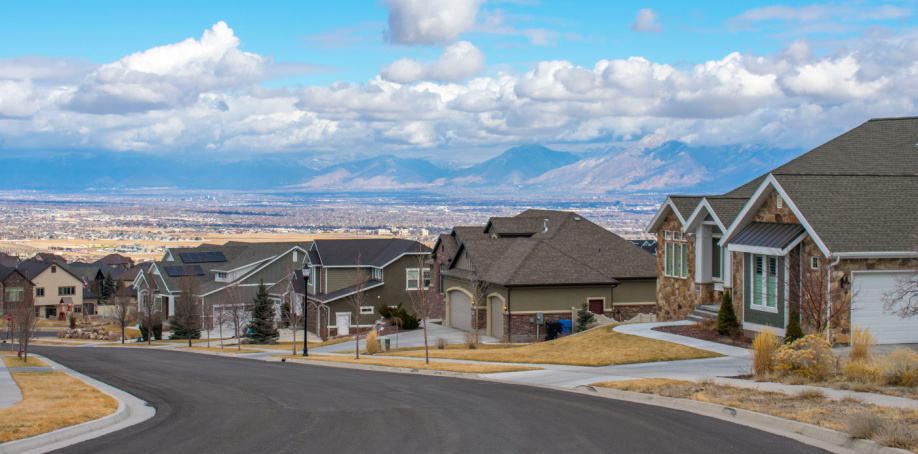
310 321 500 354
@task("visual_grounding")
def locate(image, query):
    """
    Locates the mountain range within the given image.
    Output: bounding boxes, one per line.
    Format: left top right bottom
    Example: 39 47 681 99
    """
0 141 802 195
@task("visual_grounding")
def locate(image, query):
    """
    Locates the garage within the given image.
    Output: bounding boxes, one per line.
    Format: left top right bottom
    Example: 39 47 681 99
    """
851 271 918 344
448 290 471 331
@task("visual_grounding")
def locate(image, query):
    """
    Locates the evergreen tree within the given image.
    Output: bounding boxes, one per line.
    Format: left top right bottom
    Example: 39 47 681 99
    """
576 303 596 332
102 272 115 301
169 315 201 340
717 290 740 335
91 280 102 298
785 309 804 344
247 279 279 344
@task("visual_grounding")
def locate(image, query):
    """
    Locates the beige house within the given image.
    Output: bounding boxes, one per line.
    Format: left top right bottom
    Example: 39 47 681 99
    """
16 260 84 319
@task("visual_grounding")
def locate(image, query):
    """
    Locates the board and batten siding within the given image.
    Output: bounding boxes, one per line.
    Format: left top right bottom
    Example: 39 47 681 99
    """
742 252 785 331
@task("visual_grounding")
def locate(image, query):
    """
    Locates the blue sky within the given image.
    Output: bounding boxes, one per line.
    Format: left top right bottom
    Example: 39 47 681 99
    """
0 0 916 163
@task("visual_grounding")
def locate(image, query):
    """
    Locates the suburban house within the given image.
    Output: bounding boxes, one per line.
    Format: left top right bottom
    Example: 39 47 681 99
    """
133 241 312 320
95 253 135 270
0 252 20 267
434 209 657 341
292 239 432 337
0 265 34 315
14 260 84 319
647 117 918 344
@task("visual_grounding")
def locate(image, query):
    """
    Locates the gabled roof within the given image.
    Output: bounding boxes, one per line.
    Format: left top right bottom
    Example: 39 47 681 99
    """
646 196 704 232
0 252 20 267
684 196 749 232
445 210 656 287
484 217 545 237
16 260 81 282
95 253 134 268
311 239 430 267
32 252 67 263
115 262 153 282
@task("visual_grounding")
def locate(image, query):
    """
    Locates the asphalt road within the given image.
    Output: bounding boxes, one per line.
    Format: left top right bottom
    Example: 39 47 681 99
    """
35 347 830 454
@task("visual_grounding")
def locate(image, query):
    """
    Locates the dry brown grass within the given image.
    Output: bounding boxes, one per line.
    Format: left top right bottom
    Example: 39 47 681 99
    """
383 325 721 366
100 324 142 339
849 326 876 363
594 378 918 451
177 346 262 354
2 356 49 368
0 372 118 443
750 326 782 376
245 337 353 350
34 319 68 328
276 354 541 374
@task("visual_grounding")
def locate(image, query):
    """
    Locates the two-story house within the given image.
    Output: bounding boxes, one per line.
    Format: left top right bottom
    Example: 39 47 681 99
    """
1 265 34 315
15 260 84 319
648 117 918 344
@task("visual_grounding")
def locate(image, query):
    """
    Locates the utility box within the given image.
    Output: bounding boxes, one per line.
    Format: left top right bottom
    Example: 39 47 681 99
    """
379 338 390 352
536 312 544 325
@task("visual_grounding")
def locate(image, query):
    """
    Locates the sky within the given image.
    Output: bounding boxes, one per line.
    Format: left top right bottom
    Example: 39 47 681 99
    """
1 0 916 164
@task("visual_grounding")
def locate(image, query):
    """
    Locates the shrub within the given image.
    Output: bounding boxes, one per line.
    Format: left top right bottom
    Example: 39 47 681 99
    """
795 388 826 399
378 302 420 329
436 337 448 349
774 334 839 381
843 362 880 384
784 309 804 344
464 331 479 349
846 412 884 439
398 311 420 330
365 330 380 355
849 326 876 363
716 291 739 335
376 302 399 321
750 326 782 376
68 313 77 329
875 421 918 449
880 348 918 387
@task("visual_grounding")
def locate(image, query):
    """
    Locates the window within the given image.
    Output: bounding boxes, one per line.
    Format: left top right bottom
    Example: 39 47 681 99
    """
359 306 374 315
51 265 56 273
751 254 778 309
663 230 688 278
810 256 818 270
5 287 24 302
35 287 45 297
372 268 383 280
58 286 75 296
216 272 228 280
406 268 431 290
711 242 722 280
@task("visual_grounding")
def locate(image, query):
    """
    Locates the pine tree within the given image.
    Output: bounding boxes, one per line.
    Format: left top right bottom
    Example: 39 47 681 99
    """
102 272 115 302
717 290 739 335
247 279 278 344
576 303 596 332
785 309 804 344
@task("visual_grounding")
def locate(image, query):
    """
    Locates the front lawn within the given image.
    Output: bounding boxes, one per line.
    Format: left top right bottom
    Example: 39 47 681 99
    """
276 354 541 374
382 325 722 367
593 378 918 452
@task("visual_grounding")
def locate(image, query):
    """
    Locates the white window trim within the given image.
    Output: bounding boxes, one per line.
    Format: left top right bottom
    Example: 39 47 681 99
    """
810 256 819 270
749 254 779 313
359 306 374 314
406 268 430 290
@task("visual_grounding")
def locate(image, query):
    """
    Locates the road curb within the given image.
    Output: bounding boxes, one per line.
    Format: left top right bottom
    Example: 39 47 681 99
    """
274 356 482 379
0 355 155 454
570 385 910 454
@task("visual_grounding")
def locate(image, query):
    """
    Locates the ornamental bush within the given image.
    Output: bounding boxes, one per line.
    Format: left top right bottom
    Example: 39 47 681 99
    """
784 309 804 344
880 348 918 387
774 334 838 381
716 291 739 335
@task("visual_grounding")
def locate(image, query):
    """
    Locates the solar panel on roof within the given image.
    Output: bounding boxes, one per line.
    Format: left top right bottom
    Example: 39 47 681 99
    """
178 251 227 263
164 265 205 277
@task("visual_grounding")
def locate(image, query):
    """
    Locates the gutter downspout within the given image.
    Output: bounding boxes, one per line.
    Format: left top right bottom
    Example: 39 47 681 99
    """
610 282 619 321
826 255 840 342
506 287 512 343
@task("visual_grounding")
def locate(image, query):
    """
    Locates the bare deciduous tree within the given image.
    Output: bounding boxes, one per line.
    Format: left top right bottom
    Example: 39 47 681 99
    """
468 276 490 346
138 285 161 346
883 244 918 318
9 291 37 360
219 284 249 351
343 254 368 359
172 269 203 347
111 295 137 344
408 255 435 364
280 264 303 355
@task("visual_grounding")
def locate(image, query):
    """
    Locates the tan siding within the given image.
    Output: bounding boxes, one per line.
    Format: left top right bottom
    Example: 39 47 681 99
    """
32 267 83 309
455 251 472 270
614 279 656 304
512 286 613 313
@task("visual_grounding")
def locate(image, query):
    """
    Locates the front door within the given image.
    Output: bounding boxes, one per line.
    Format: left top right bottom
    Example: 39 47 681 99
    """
336 312 351 336
588 299 604 315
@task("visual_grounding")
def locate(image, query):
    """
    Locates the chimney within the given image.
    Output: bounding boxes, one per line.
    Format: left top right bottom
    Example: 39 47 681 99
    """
543 219 549 233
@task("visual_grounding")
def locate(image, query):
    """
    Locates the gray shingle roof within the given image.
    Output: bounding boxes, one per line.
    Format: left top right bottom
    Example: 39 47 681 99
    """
311 239 430 267
670 196 704 220
445 210 656 287
706 197 751 228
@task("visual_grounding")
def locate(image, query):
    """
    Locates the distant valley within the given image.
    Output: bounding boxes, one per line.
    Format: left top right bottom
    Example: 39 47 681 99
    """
0 140 802 196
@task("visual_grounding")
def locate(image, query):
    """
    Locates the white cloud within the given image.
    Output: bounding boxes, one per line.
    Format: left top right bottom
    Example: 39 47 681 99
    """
381 41 485 83
729 3 911 33
632 8 663 33
66 22 267 114
384 0 483 45
3 21 918 155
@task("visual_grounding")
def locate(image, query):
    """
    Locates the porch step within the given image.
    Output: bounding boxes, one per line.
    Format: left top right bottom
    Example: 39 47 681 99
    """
685 304 720 323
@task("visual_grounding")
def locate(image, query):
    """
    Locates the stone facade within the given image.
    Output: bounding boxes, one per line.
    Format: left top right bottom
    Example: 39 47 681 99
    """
655 212 696 320
753 190 799 224
429 243 447 320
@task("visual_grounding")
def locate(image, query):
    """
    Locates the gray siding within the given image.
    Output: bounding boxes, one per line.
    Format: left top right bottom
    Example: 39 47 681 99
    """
743 253 785 328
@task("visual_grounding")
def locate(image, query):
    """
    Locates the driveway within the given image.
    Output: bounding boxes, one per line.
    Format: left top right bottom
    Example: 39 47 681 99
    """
34 346 829 454
310 322 500 354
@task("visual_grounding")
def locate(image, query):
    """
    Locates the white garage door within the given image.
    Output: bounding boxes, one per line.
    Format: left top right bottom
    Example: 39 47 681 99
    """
448 290 471 331
851 271 918 344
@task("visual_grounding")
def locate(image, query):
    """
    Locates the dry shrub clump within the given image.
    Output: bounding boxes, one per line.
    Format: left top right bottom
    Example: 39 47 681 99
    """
774 334 838 381
365 330 380 355
435 337 448 349
750 327 782 376
846 412 884 439
842 362 881 385
880 348 918 387
464 332 480 350
848 326 875 363
874 421 918 449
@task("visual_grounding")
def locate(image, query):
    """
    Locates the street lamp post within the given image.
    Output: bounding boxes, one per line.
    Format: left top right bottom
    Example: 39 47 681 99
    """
302 264 310 357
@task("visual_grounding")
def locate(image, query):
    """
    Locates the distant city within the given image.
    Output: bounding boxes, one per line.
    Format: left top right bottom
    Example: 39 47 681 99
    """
0 190 661 262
